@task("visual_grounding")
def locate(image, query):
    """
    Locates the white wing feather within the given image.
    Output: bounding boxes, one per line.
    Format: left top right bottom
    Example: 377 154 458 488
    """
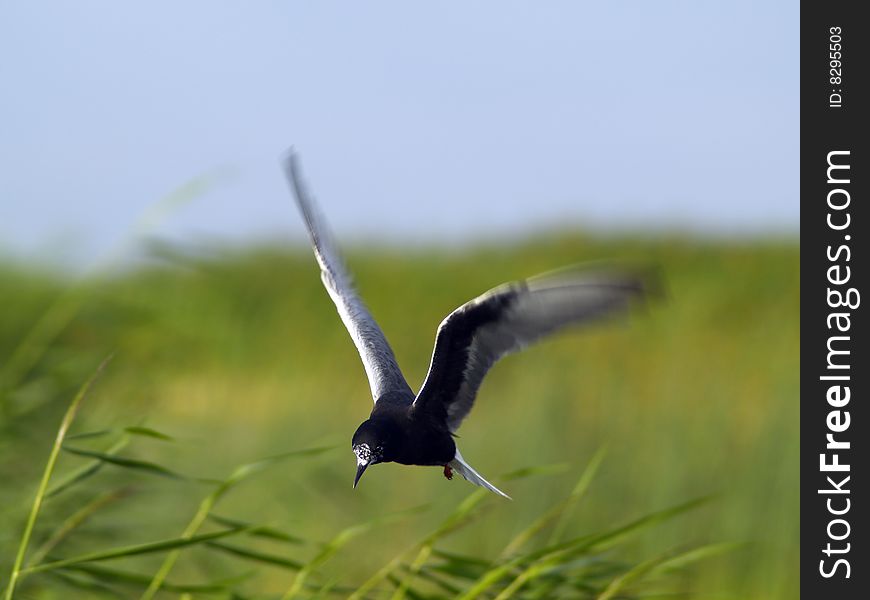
284 152 412 401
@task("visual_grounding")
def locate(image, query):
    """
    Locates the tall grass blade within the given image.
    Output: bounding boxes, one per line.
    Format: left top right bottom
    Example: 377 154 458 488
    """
423 488 490 543
390 489 492 600
597 554 673 600
500 463 570 481
348 489 488 600
579 496 712 553
141 446 333 600
60 564 252 594
346 554 404 600
649 542 740 575
388 545 432 600
123 426 174 442
547 446 607 545
429 549 491 581
61 446 184 479
48 569 125 598
46 436 130 498
392 464 568 600
2 356 110 600
283 506 425 600
205 541 303 570
20 527 248 576
28 487 133 566
594 544 735 600
460 496 710 600
65 429 114 441
399 565 462 596
208 515 305 545
455 555 526 600
502 449 606 558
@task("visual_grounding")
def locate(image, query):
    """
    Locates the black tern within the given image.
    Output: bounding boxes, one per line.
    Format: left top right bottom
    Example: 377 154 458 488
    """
284 152 651 498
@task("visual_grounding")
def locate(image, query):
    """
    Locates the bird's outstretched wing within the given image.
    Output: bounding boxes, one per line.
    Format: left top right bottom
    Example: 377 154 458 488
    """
413 268 652 431
283 151 413 402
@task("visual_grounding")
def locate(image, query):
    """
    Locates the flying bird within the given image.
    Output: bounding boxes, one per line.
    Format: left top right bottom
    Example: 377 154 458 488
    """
283 152 652 498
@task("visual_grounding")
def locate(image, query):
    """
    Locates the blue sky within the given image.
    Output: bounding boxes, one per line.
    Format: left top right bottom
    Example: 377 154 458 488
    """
0 1 798 266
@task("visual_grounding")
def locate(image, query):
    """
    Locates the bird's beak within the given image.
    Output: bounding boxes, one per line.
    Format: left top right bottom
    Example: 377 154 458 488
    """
353 459 369 489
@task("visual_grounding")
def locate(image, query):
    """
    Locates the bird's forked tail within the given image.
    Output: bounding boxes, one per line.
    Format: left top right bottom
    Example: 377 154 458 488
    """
449 449 511 499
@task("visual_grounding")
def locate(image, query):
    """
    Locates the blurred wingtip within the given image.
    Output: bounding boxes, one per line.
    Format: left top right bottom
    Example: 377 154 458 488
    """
525 260 666 305
281 146 299 178
281 147 314 214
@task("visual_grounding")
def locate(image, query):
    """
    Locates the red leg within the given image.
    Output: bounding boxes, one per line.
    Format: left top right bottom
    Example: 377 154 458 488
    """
443 465 453 480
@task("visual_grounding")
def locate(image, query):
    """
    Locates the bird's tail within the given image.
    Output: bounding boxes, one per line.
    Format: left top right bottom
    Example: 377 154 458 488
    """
449 449 511 499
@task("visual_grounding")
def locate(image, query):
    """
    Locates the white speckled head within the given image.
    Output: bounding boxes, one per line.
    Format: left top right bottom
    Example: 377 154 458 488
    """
351 418 397 488
352 442 382 488
353 443 373 464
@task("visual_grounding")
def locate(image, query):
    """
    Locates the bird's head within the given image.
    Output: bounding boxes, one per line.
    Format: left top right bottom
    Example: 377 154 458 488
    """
351 418 399 488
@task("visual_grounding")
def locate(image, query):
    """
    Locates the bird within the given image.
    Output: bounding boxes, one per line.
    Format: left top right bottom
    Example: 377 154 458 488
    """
283 151 653 498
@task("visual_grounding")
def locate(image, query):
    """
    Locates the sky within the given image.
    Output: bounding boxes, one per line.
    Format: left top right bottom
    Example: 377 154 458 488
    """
0 1 799 267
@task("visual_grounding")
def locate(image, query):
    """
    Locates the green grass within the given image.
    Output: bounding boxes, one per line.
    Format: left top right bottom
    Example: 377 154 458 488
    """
0 232 799 598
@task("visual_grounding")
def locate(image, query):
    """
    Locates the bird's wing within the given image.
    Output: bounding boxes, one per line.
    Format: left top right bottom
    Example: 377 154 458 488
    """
413 268 651 431
283 152 413 402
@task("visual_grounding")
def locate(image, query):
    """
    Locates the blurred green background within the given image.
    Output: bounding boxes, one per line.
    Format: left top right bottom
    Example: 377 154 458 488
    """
0 233 798 598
